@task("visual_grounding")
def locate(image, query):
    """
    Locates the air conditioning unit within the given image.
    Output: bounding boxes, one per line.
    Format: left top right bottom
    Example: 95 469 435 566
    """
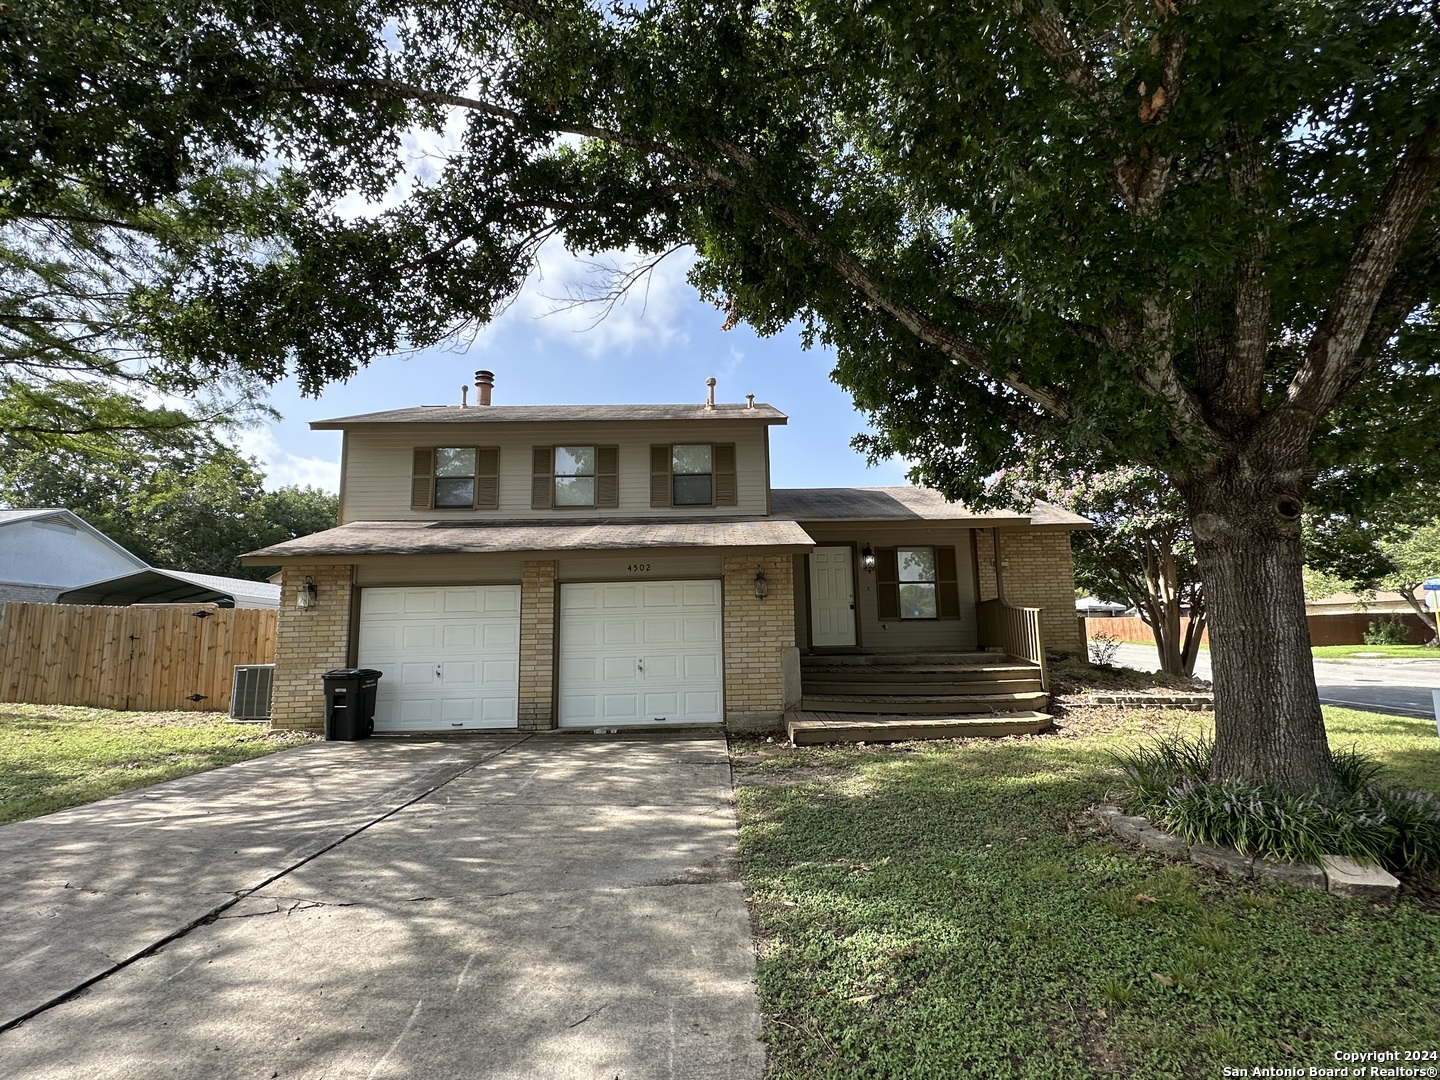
230 664 276 722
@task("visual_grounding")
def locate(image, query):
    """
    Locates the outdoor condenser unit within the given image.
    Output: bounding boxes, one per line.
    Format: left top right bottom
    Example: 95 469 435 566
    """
230 664 276 722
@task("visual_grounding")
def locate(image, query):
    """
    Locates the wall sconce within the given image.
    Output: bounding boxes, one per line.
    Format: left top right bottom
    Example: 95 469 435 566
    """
753 570 769 600
297 576 318 609
861 544 876 573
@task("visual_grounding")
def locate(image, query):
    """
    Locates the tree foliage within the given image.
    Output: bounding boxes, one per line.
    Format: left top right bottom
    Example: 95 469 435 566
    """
0 385 337 579
11 0 1440 790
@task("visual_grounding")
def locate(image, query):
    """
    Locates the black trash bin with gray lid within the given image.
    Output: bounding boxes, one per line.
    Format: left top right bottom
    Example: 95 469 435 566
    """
323 668 382 740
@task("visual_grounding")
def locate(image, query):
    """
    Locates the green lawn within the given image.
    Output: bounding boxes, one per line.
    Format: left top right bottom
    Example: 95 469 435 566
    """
0 703 316 825
1311 644 1440 660
732 706 1440 1079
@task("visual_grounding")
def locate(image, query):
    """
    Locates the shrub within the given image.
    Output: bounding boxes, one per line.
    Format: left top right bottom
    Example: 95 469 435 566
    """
1110 736 1440 879
1088 630 1121 667
1363 617 1411 646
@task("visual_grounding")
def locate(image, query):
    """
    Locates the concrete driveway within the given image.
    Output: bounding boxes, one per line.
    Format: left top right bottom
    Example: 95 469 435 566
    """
0 732 763 1079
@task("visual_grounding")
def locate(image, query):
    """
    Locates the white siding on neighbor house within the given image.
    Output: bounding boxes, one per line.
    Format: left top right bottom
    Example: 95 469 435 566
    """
795 525 980 652
0 518 145 589
340 422 772 523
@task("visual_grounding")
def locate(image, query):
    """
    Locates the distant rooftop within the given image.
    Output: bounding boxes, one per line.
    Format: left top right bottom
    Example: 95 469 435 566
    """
312 402 788 429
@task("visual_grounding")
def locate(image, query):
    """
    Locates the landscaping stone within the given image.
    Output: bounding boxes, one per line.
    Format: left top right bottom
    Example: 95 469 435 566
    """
1252 857 1327 891
1107 814 1151 841
1321 855 1400 900
1134 825 1188 858
1092 804 1123 820
1190 843 1253 878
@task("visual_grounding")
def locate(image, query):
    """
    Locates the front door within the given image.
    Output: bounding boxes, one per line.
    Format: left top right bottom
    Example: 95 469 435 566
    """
809 546 856 647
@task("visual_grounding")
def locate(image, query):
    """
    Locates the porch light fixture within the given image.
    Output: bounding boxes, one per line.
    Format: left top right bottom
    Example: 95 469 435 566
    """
861 544 876 573
297 576 318 609
753 570 769 600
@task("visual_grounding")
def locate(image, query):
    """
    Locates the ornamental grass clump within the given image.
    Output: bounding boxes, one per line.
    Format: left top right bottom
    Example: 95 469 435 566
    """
1111 737 1440 879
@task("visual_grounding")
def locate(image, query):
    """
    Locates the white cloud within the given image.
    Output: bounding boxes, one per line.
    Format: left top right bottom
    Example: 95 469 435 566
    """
233 428 341 493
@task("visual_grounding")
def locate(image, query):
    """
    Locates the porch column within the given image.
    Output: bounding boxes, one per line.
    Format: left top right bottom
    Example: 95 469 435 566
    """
722 554 799 732
270 564 354 734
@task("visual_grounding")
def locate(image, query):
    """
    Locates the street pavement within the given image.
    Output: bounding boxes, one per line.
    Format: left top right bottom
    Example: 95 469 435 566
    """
0 732 763 1080
1110 642 1440 720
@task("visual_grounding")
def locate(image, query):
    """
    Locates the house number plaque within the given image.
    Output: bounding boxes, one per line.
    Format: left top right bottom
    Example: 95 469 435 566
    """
626 563 653 573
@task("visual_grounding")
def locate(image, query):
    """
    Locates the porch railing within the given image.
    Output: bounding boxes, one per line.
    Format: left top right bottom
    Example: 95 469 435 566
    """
976 599 1049 691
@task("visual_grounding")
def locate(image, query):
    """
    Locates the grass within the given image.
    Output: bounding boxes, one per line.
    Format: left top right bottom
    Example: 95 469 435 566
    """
1311 644 1440 660
0 703 316 825
731 706 1440 1079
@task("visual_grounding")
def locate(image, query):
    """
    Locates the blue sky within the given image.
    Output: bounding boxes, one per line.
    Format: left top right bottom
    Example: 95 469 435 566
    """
236 243 911 494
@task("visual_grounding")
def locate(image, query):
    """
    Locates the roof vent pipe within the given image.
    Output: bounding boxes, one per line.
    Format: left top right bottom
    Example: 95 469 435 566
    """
461 385 469 407
745 393 755 409
474 370 494 406
705 377 716 409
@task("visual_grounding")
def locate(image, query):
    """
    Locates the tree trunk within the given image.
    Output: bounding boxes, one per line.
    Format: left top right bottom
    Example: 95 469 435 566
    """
1180 607 1206 677
1182 468 1337 793
1396 586 1440 646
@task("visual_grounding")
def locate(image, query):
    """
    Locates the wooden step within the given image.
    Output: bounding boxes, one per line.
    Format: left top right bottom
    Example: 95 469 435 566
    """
799 691 1050 714
800 663 1038 681
802 676 1045 696
787 710 1054 745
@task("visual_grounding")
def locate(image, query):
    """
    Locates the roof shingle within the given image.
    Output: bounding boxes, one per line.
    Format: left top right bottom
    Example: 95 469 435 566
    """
312 402 787 429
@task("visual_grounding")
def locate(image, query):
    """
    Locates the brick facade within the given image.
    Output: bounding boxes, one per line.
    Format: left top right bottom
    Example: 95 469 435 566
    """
996 530 1083 652
270 564 354 733
722 554 797 724
518 560 557 730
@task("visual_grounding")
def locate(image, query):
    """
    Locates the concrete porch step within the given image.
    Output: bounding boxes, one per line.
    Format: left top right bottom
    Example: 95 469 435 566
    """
798 691 1050 714
802 676 1045 696
787 710 1054 745
800 651 1002 668
800 662 1039 681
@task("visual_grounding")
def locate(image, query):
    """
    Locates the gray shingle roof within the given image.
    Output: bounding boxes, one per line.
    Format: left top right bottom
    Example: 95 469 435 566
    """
312 402 788 429
242 519 816 561
772 487 1090 527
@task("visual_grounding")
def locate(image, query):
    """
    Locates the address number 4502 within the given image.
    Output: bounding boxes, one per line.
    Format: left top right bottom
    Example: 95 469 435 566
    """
627 563 652 573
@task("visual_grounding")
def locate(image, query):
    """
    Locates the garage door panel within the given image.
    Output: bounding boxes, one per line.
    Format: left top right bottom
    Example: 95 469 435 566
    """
559 580 723 728
359 586 520 732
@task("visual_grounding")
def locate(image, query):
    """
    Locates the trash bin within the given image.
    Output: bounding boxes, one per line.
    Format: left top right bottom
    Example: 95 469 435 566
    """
322 668 382 741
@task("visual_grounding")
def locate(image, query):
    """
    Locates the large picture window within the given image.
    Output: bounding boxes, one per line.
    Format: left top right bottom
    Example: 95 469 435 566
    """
433 448 476 508
671 444 713 506
897 547 938 619
554 446 596 507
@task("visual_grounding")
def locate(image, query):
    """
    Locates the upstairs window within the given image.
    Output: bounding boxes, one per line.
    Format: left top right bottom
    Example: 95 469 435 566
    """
411 447 499 511
671 445 713 505
554 446 596 506
531 446 619 509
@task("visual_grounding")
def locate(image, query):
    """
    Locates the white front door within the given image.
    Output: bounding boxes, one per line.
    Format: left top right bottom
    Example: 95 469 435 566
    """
558 580 723 727
809 546 856 647
357 586 520 732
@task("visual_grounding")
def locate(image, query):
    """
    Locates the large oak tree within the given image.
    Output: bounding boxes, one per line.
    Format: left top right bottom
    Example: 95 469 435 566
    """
11 0 1440 790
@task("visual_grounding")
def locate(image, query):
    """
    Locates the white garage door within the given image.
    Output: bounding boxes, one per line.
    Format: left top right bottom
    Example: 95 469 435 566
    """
357 586 520 732
558 580 724 727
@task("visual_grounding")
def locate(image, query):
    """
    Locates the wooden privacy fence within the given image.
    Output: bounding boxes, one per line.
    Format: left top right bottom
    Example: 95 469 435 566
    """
0 603 277 712
1086 612 1435 647
977 598 1049 690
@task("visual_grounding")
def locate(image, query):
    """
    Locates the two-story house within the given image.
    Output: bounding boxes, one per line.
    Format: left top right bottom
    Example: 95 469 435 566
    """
244 372 1088 737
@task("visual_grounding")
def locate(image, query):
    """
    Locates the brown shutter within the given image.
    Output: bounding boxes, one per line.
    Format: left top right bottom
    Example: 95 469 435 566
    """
411 448 435 511
474 446 500 510
596 445 619 508
531 446 554 509
937 545 960 618
650 445 671 508
875 547 900 621
713 443 737 507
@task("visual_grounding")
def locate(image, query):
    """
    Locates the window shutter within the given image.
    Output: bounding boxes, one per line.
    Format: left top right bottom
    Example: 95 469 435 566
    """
411 448 435 511
650 445 671 508
713 443 737 506
875 547 900 621
474 446 500 510
531 446 554 509
596 445 619 508
937 545 961 618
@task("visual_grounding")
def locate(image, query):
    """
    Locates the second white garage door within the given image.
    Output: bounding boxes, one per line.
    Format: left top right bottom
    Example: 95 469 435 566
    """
558 580 724 727
357 586 520 732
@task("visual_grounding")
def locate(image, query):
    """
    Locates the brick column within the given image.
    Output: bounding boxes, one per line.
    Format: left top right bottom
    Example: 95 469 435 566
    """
722 554 797 730
974 528 999 601
270 564 354 733
518 560 557 730
997 530 1083 652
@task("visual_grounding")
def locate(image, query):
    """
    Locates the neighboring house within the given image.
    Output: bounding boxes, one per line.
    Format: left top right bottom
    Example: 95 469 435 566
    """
57 568 281 609
1304 590 1415 617
0 509 148 605
244 373 1090 736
